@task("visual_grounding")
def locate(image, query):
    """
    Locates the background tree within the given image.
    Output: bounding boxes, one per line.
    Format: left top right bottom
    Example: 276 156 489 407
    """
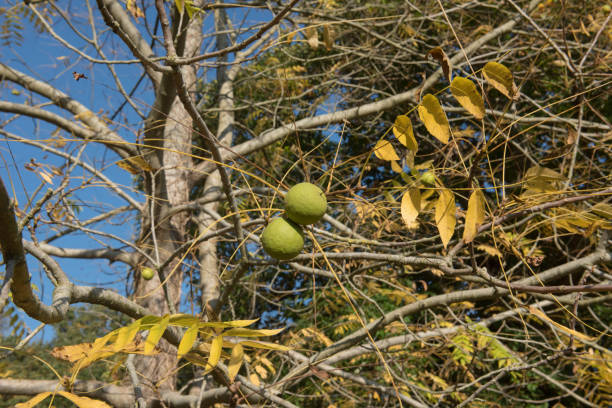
0 0 610 407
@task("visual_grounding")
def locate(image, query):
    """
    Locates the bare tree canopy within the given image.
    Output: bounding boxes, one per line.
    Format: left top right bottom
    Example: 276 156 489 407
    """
0 0 610 407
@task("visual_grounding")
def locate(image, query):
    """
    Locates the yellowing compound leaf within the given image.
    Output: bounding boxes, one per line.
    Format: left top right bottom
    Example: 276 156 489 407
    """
428 47 453 83
57 392 111 408
450 77 485 119
178 323 199 357
483 61 519 100
227 343 244 382
418 94 450 144
393 115 417 151
205 335 223 371
145 315 170 354
529 307 595 342
223 328 284 337
435 188 456 248
113 324 139 352
15 392 51 408
373 139 400 161
463 189 485 243
401 188 421 226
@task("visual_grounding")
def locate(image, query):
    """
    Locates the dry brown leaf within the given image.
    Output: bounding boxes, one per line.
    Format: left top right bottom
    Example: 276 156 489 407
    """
428 47 453 83
305 26 319 49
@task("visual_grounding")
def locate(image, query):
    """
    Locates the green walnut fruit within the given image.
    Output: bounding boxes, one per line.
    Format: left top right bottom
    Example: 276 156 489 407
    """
284 183 327 225
141 267 155 280
261 217 304 260
420 171 436 186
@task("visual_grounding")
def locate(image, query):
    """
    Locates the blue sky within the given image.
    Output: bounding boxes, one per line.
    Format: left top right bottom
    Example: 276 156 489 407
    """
0 2 278 342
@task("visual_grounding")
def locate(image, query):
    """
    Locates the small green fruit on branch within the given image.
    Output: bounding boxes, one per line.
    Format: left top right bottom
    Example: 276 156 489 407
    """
261 217 305 261
141 267 155 280
284 183 327 225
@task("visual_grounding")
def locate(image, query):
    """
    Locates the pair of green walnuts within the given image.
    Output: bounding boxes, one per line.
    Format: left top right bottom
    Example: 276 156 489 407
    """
261 183 327 260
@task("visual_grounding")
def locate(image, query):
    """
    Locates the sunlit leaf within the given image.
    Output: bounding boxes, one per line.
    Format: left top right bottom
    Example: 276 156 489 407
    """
463 189 485 243
428 47 453 83
390 160 403 173
483 61 519 100
238 340 291 351
227 343 244 382
145 315 170 355
305 26 318 49
15 392 51 408
450 77 485 119
435 188 456 248
223 328 284 337
418 94 450 144
401 188 421 226
205 335 223 371
57 392 111 408
178 323 199 357
477 244 502 257
393 115 418 151
113 323 139 352
373 139 400 161
199 319 259 329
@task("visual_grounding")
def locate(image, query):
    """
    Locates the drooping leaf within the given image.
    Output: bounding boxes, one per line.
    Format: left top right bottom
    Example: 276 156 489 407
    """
435 188 456 248
393 115 418 151
483 61 519 100
323 24 335 50
418 94 450 144
450 77 485 119
57 392 112 408
174 0 185 15
205 335 224 371
227 343 244 382
428 47 453 83
463 189 485 243
390 160 403 173
145 315 170 354
477 244 502 257
522 166 565 193
373 139 400 161
178 323 199 357
199 319 259 329
113 323 139 352
401 188 421 226
15 392 51 408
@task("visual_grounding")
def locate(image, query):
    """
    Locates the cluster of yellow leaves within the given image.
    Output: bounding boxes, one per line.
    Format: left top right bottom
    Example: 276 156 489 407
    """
16 391 110 408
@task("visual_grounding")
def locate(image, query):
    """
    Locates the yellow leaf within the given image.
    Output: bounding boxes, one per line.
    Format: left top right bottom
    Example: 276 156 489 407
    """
523 166 565 193
373 139 400 161
113 324 139 352
418 94 450 144
401 188 421 226
206 335 223 371
483 61 519 100
390 160 403 173
57 392 111 408
249 372 261 386
393 115 418 151
254 364 268 379
145 315 170 355
38 170 54 185
127 0 145 19
435 188 456 248
304 26 318 49
529 307 595 342
238 340 291 351
476 244 502 257
178 323 199 357
450 77 485 119
427 47 453 83
591 203 612 220
227 344 244 382
463 189 485 243
15 392 51 408
223 328 284 337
